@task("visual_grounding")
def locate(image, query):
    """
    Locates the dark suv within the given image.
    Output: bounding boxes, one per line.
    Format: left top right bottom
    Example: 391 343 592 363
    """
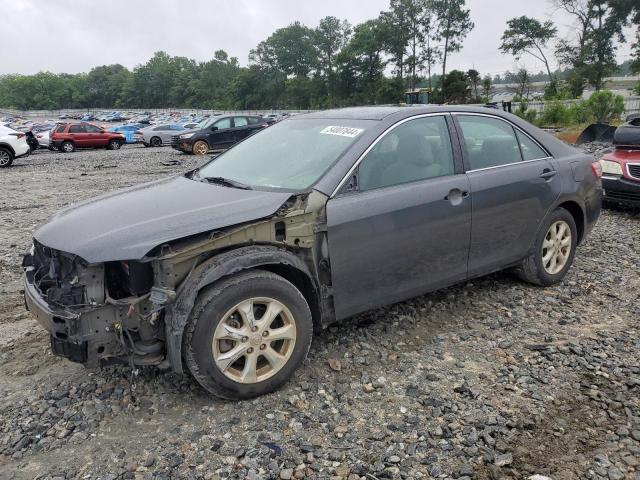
51 123 125 153
171 115 268 155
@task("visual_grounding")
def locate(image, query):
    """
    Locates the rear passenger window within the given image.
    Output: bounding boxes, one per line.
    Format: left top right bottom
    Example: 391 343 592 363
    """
516 130 548 160
358 116 455 191
457 116 521 170
69 124 85 133
247 117 261 125
234 117 248 127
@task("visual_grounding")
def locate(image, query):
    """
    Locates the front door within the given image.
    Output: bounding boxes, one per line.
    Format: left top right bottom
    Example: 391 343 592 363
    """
454 113 562 276
84 123 108 146
209 117 234 150
326 115 472 319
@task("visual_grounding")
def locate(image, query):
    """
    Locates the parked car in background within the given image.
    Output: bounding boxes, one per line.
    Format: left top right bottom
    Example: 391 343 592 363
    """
136 124 185 147
50 122 125 152
0 124 30 167
22 106 602 399
601 123 640 208
35 129 53 149
172 115 268 155
108 124 146 144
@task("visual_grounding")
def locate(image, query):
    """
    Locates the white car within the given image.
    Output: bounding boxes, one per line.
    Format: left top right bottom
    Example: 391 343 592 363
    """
0 124 30 167
35 130 52 149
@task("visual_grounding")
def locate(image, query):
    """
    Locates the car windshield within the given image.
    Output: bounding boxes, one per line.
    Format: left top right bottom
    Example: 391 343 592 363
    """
196 118 373 191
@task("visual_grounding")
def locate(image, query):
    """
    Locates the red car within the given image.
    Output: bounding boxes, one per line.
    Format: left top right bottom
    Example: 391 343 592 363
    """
600 124 640 208
51 123 125 153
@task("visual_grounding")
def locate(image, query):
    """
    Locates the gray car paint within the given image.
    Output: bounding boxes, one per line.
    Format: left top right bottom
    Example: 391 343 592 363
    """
34 105 601 319
318 106 600 321
34 176 292 263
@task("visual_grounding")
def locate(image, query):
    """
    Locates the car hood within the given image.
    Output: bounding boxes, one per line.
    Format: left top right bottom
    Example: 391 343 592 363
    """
34 176 292 263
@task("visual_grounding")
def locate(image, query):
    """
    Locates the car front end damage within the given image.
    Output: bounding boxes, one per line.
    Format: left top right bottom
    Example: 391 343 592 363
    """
22 190 331 370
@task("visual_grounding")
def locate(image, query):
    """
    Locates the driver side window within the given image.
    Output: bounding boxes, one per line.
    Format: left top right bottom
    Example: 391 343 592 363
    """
358 116 455 192
214 118 232 130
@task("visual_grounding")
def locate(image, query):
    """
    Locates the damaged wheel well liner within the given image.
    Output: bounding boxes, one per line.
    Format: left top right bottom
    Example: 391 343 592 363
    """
163 245 322 373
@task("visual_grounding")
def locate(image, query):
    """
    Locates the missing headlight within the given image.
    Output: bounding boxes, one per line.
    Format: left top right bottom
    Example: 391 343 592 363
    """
105 261 154 299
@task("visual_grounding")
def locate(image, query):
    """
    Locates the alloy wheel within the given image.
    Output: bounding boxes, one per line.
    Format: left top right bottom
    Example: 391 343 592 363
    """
542 220 572 275
0 150 10 166
212 297 297 384
193 141 208 155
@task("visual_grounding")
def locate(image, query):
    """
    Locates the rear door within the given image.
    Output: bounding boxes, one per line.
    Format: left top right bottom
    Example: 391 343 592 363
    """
68 124 87 146
231 117 252 143
326 114 472 319
454 113 561 276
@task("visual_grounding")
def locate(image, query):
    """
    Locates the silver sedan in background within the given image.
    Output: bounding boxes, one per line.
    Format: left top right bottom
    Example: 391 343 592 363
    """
135 124 186 147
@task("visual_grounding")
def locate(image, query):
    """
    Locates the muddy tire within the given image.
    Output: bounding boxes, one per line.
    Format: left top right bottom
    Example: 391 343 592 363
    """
107 139 122 150
183 270 313 399
192 140 209 155
515 207 578 286
60 141 75 153
150 136 162 147
0 147 14 168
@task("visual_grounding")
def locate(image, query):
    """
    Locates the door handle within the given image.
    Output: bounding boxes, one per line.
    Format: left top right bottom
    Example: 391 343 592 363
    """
540 169 557 180
444 189 469 205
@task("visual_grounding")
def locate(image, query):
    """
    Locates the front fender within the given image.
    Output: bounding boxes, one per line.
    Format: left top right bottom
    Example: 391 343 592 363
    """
163 245 315 373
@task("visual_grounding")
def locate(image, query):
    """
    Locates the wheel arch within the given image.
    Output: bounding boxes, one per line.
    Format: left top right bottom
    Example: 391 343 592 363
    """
555 199 585 244
0 143 16 156
163 245 321 373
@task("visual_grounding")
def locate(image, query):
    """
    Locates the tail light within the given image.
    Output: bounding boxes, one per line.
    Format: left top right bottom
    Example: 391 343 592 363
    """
591 161 603 179
36 134 43 138
9 132 26 139
134 131 142 135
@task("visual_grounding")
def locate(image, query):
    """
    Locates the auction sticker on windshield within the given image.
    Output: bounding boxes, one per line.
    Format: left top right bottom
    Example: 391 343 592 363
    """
320 126 364 138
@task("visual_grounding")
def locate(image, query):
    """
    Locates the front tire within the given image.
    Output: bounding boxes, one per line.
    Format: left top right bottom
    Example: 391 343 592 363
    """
107 139 122 150
0 147 14 167
183 270 313 399
150 136 162 147
516 207 578 286
192 140 209 155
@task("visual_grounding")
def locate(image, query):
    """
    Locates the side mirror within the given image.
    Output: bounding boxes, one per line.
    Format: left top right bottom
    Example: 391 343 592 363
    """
211 126 218 131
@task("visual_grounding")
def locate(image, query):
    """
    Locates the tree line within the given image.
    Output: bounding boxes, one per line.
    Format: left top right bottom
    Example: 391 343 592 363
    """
0 0 638 111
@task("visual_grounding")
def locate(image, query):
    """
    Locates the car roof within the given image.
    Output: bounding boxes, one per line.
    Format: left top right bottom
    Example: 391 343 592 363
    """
298 105 516 121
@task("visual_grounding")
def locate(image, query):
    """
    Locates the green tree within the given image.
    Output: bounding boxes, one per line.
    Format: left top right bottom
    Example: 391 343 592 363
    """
432 0 474 103
314 16 351 101
441 69 469 103
500 16 558 93
466 69 481 101
249 22 317 78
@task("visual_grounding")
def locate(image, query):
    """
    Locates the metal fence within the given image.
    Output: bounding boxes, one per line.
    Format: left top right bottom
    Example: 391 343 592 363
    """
3 96 640 119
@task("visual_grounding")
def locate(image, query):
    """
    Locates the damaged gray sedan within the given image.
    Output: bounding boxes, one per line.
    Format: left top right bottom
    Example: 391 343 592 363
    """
23 106 602 399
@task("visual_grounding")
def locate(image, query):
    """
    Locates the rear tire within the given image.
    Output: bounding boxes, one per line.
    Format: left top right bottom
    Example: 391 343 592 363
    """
183 270 313 399
0 147 14 167
61 141 75 153
192 140 209 155
150 136 162 147
515 207 577 286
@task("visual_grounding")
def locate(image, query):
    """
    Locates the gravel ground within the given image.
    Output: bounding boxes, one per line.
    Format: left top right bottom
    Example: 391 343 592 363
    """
0 144 638 480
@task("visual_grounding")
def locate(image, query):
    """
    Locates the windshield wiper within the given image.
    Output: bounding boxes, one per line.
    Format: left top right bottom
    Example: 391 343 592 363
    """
200 176 253 190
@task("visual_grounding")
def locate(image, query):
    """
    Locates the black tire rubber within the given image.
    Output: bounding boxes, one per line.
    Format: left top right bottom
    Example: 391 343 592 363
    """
107 139 122 150
150 136 162 147
515 207 578 286
0 147 14 168
61 141 75 153
183 269 313 399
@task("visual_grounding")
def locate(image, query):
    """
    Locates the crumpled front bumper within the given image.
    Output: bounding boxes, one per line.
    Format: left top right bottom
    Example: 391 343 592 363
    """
23 273 127 367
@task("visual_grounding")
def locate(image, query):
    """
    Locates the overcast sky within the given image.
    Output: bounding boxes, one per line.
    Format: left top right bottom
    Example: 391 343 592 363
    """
1 0 634 77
